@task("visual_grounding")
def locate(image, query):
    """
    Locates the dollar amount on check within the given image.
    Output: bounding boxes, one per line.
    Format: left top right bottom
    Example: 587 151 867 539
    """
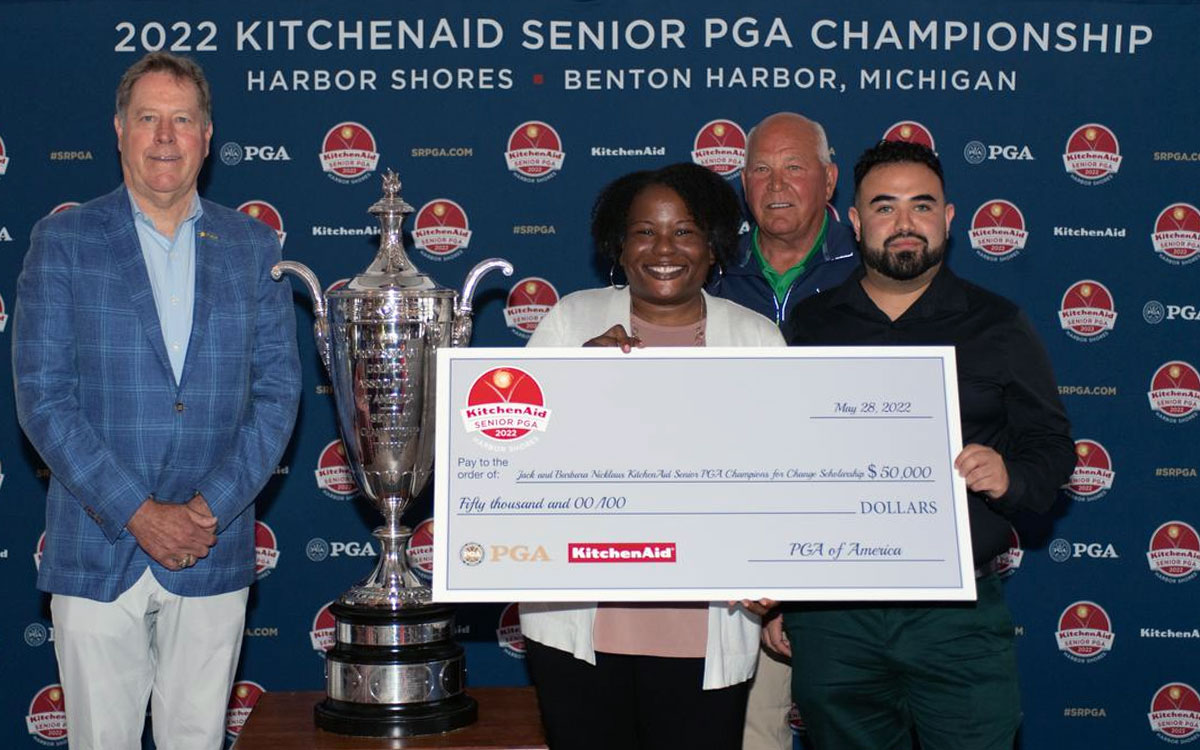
433 346 975 602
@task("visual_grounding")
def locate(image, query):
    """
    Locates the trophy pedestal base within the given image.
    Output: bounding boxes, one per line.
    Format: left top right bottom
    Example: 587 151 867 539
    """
320 602 475 737
314 693 478 737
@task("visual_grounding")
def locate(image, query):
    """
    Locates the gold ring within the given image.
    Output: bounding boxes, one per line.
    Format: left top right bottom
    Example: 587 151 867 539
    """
182 553 195 568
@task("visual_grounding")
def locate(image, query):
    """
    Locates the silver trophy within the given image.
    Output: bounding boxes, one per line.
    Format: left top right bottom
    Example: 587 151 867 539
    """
273 170 512 736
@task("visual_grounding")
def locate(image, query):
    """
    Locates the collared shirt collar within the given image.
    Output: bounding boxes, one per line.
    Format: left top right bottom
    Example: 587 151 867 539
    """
828 262 970 322
126 188 204 238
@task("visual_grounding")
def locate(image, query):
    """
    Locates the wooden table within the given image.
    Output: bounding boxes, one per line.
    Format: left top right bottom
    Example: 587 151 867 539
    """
234 688 547 750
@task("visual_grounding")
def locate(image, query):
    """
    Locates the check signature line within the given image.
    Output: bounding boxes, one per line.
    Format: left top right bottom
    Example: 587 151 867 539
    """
809 415 933 419
457 511 858 516
747 558 946 563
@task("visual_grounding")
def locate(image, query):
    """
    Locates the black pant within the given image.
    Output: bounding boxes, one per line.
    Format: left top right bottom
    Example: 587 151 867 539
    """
525 638 750 750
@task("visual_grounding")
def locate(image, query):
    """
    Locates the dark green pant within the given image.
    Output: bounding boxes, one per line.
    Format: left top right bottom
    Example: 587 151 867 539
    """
784 574 1020 750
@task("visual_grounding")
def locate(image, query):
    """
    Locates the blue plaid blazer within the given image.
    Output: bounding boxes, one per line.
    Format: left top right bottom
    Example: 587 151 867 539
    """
14 186 301 601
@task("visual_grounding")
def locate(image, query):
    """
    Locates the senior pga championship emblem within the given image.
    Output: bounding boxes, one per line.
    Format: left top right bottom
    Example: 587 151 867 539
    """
882 121 936 152
504 277 559 338
1064 440 1115 501
1148 361 1200 423
968 200 1028 262
238 200 287 247
1063 124 1121 185
319 122 380 184
1148 522 1200 583
691 119 747 177
413 199 472 261
1059 281 1117 342
505 121 565 182
1148 683 1200 743
25 684 67 746
225 681 266 740
1054 601 1115 662
1151 203 1200 266
461 367 551 443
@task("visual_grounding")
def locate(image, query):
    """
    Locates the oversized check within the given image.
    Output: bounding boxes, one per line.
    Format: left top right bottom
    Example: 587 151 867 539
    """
432 347 975 602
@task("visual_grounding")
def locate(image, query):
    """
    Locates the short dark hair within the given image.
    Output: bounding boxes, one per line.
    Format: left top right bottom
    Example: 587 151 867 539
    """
116 51 212 125
591 163 742 268
853 140 945 196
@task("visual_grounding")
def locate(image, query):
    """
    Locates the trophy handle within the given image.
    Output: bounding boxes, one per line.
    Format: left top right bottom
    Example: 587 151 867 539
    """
271 260 333 375
452 258 513 346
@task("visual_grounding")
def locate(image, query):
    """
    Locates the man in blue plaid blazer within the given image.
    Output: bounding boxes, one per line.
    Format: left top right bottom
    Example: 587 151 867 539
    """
14 52 300 749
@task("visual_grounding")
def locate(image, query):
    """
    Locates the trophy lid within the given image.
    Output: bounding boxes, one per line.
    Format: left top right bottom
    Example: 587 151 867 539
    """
339 170 452 296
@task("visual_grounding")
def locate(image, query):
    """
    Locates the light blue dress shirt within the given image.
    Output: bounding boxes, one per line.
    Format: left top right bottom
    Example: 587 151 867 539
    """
128 189 202 383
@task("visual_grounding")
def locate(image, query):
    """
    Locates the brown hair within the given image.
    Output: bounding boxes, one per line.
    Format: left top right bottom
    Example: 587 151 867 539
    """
115 51 211 125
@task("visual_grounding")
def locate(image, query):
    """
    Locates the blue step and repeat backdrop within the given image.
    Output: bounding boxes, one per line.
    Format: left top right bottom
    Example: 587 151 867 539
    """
1 1 1198 747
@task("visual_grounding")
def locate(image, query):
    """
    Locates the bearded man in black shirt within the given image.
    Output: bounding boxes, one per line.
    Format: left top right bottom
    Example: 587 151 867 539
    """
763 140 1074 750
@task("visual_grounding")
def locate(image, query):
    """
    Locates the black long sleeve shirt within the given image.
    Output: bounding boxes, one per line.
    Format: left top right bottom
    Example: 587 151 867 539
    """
785 264 1075 565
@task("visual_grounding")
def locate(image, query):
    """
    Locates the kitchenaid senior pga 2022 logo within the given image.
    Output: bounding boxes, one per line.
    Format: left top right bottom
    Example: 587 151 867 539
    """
461 367 551 445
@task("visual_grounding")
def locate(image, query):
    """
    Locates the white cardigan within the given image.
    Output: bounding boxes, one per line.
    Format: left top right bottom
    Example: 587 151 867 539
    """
520 286 785 689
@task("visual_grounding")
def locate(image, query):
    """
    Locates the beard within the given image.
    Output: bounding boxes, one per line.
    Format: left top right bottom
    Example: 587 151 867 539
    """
861 231 947 281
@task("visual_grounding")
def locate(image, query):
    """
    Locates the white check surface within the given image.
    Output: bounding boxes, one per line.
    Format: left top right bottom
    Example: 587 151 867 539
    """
433 347 974 602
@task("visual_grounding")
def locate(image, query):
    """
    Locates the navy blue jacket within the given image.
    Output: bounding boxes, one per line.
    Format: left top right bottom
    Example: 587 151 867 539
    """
708 209 859 326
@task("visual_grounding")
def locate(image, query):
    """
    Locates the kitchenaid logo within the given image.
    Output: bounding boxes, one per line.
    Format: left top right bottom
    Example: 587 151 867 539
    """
311 224 381 237
1141 628 1200 639
568 542 677 562
591 145 667 157
1052 226 1127 238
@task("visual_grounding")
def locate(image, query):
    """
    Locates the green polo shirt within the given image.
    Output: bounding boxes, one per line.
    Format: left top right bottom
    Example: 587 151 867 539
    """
752 214 829 303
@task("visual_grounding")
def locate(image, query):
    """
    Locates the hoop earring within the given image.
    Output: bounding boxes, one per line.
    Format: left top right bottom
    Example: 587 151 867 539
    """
609 263 628 289
708 263 724 288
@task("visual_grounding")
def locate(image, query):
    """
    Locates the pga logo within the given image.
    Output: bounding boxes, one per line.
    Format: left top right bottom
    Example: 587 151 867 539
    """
1144 301 1200 324
1049 538 1119 562
490 544 551 562
219 142 292 166
963 140 1035 165
305 537 377 561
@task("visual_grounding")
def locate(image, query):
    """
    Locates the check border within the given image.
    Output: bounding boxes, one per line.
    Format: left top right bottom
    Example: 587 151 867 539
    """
433 346 975 603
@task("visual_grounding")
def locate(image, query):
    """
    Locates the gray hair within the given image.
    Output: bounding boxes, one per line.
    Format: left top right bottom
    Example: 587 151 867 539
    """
746 113 832 165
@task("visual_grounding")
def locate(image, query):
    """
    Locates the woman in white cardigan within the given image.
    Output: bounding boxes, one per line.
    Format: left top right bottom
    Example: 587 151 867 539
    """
520 163 784 750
